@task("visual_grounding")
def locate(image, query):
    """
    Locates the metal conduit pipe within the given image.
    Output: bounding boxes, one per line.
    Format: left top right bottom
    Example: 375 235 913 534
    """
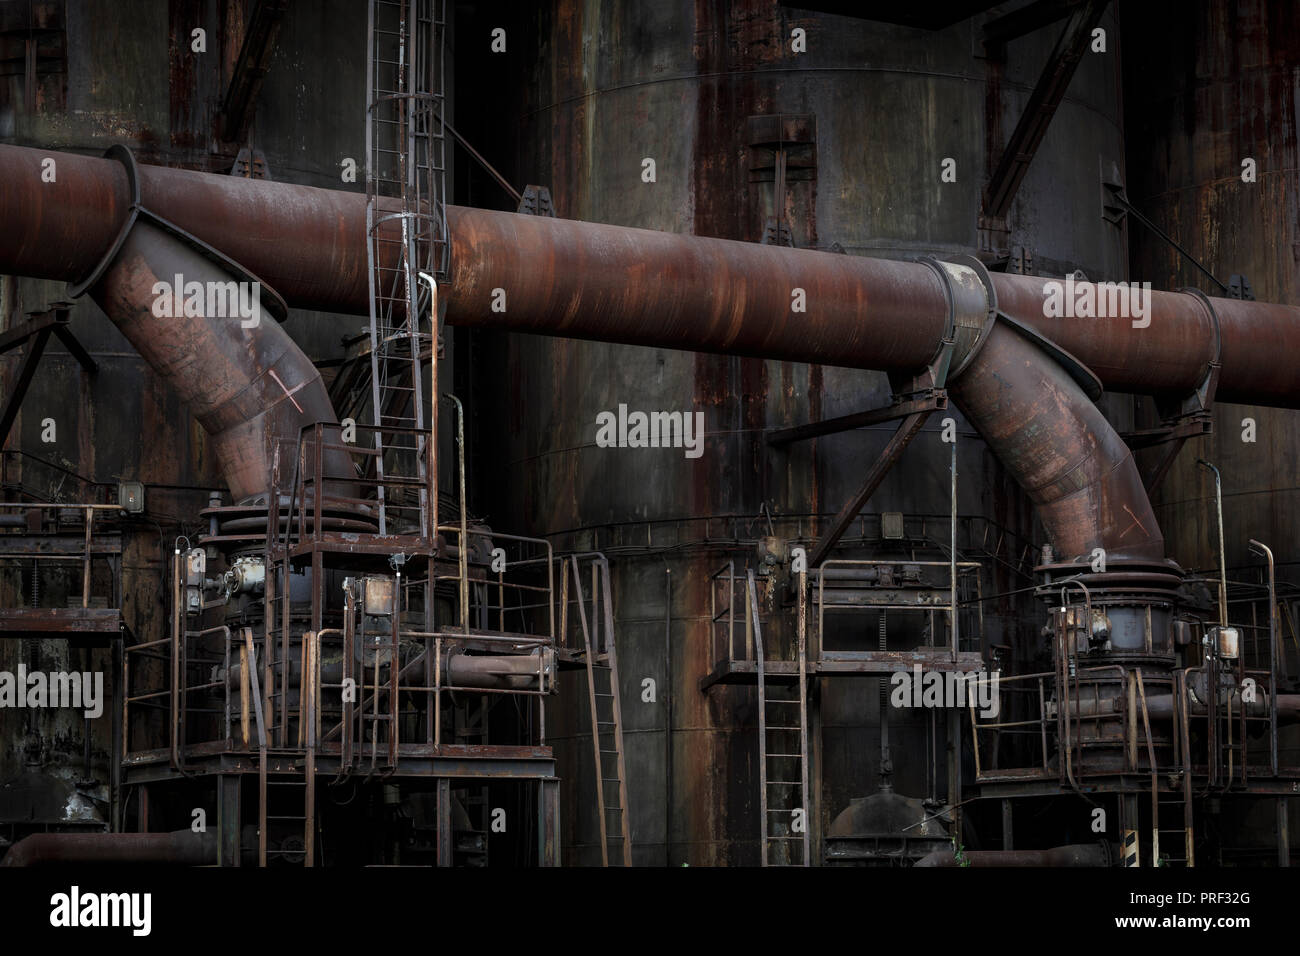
0 829 218 866
914 843 1114 867
1064 692 1300 721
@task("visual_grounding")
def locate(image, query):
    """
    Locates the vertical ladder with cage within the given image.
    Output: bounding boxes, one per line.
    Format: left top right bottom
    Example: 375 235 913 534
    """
365 0 448 537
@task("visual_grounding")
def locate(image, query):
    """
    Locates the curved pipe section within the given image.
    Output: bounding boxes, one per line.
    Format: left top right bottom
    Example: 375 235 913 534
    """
85 206 352 505
950 321 1164 563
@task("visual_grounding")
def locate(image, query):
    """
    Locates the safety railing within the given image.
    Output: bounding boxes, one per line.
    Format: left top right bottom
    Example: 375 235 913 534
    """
815 559 983 661
708 561 745 668
0 502 123 609
433 527 554 640
122 547 231 765
555 552 617 660
967 669 1054 779
275 421 429 556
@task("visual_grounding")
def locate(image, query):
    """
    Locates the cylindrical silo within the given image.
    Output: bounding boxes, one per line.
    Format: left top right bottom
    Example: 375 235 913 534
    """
455 0 1130 863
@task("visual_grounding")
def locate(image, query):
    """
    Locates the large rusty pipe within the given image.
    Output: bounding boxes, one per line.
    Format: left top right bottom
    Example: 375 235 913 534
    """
1 144 1297 552
6 144 1299 406
992 273 1300 406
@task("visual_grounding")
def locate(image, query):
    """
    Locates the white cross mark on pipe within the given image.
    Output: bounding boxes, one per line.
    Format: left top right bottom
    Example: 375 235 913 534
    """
267 368 305 414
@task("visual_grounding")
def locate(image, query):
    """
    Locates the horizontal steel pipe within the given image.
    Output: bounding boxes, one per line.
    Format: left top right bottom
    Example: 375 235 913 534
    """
0 145 374 316
0 829 217 866
447 652 550 690
914 843 1113 867
445 206 951 372
5 145 1300 408
1105 692 1300 721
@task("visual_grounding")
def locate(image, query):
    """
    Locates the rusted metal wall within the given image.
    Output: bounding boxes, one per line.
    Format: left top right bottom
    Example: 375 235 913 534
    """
1125 0 1300 583
1122 0 1300 850
459 0 1128 864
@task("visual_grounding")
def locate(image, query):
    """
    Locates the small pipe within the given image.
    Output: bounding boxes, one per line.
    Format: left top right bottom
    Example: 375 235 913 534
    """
878 609 891 790
419 271 439 546
446 393 469 633
1198 459 1228 627
950 439 957 662
1249 539 1279 775
1057 581 1092 795
664 568 673 867
1199 458 1228 788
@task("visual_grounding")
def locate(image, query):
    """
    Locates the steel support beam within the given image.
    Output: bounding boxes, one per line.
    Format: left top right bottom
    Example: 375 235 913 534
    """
436 776 452 866
807 411 931 568
0 310 61 354
1280 798 1290 867
0 325 51 447
983 0 1080 52
983 0 1109 220
538 777 560 866
768 391 946 445
218 774 241 867
220 0 289 143
53 324 98 373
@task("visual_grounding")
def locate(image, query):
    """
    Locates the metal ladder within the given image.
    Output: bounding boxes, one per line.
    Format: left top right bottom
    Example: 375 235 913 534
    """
1155 671 1197 867
262 556 300 750
357 611 400 776
259 763 314 867
1132 667 1193 868
569 556 632 866
1153 793 1194 867
751 568 811 866
242 624 316 867
364 0 448 536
